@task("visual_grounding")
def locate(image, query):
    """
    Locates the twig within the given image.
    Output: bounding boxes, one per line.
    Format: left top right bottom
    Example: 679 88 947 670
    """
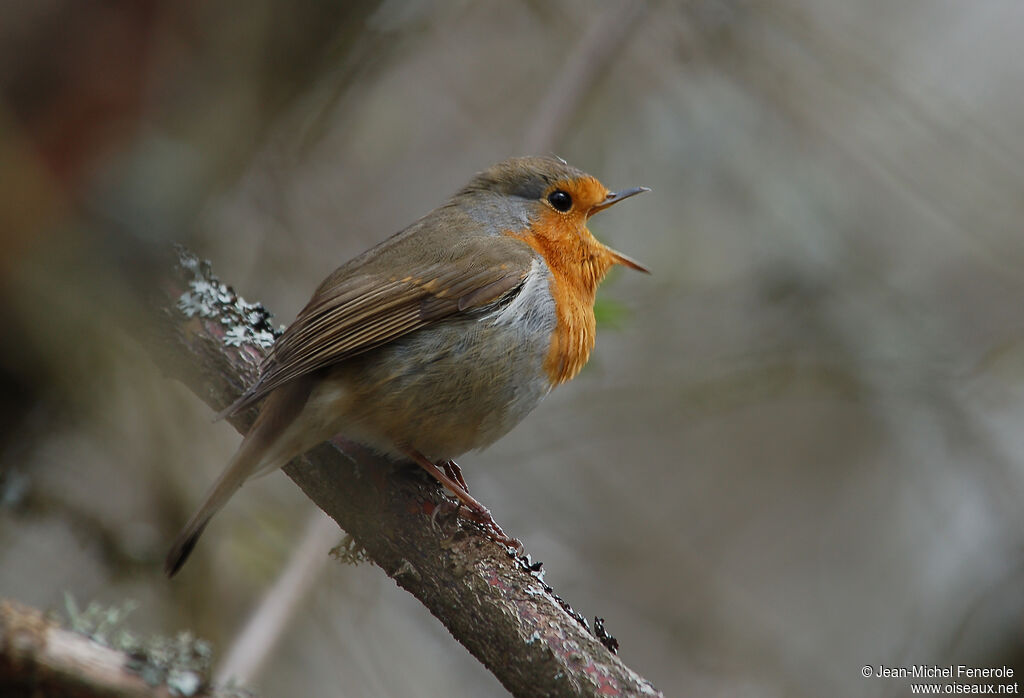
215 510 339 687
146 247 663 698
521 0 648 154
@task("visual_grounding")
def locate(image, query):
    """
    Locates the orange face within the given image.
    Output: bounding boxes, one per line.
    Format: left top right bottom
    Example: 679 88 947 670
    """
535 175 648 269
506 174 647 385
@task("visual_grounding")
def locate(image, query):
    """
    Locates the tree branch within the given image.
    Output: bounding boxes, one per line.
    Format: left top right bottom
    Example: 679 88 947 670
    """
0 598 228 698
145 247 662 698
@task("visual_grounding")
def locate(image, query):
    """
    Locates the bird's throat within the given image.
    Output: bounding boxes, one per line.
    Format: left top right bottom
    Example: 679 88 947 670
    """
506 225 615 386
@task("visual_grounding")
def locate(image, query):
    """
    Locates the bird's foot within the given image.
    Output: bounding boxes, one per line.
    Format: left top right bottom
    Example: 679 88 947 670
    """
406 450 523 553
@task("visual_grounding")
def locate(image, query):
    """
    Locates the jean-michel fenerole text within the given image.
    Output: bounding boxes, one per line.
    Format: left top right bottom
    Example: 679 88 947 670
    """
874 665 1014 679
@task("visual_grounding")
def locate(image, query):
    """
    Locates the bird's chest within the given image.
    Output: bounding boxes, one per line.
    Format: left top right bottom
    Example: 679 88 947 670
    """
338 263 558 457
503 231 605 387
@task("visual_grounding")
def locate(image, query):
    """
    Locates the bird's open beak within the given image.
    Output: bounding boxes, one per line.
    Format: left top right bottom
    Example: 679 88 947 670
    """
605 247 649 273
590 186 650 215
591 186 651 273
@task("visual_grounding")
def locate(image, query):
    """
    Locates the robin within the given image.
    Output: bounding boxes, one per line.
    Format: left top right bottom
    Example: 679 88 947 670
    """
165 156 648 577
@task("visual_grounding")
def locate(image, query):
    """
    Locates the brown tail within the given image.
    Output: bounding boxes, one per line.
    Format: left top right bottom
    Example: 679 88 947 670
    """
164 433 271 577
165 377 315 577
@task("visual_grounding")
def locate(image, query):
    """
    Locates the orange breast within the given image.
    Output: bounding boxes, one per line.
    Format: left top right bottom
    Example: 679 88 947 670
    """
506 210 616 386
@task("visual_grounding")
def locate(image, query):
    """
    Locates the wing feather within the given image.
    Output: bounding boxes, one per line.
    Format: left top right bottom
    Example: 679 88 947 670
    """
219 235 537 418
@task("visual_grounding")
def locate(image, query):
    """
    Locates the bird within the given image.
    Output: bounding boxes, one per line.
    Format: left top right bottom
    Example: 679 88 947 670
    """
165 155 648 577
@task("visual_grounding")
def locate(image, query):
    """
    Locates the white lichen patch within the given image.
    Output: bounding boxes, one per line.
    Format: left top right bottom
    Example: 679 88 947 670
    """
176 247 283 350
223 326 251 347
64 593 215 696
166 668 203 696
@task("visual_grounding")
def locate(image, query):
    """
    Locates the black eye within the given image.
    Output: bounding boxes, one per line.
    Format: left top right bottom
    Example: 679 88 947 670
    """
547 190 572 212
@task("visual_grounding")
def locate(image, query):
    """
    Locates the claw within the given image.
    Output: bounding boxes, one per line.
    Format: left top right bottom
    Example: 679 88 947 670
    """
440 459 470 493
430 499 462 531
405 449 522 552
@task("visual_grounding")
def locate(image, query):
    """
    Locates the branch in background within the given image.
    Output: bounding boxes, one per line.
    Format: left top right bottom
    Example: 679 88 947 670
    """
521 0 647 154
0 598 232 698
214 510 339 687
145 247 662 698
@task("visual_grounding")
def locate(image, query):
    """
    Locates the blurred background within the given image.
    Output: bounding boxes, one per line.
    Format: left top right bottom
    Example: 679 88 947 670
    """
3 1 1024 695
